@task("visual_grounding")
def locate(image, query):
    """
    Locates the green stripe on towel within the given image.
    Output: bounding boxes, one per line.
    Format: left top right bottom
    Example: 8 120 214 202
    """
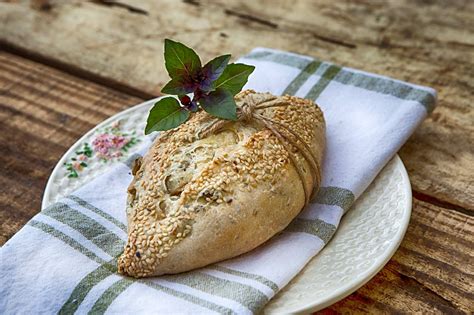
166 272 269 313
286 218 337 244
67 195 127 232
335 69 436 113
43 202 125 257
28 220 106 264
312 186 355 213
60 260 118 314
208 265 279 294
141 280 236 315
89 278 134 314
89 278 236 315
305 65 342 100
282 60 322 96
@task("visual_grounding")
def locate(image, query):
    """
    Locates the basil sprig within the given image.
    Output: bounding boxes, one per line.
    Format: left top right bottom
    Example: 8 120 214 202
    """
145 39 255 134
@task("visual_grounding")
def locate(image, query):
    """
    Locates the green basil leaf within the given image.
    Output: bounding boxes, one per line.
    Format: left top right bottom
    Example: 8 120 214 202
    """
200 89 237 120
164 39 202 79
145 97 190 134
212 63 255 95
161 78 195 95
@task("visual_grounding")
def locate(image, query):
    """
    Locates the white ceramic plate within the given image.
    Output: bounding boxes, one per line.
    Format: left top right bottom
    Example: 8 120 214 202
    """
42 98 412 314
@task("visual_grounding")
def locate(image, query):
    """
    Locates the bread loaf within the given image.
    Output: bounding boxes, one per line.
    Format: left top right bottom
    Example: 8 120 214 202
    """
118 90 325 277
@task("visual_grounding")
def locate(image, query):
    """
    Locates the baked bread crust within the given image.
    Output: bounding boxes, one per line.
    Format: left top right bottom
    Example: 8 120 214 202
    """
118 90 325 277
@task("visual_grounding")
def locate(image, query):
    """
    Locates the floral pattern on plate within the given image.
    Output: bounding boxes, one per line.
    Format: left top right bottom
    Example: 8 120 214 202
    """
63 120 140 178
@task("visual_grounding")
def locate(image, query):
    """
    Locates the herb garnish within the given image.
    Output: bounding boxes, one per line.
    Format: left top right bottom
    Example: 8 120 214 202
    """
145 39 255 134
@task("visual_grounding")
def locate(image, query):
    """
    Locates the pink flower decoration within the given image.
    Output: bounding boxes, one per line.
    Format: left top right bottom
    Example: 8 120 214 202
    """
72 161 83 171
111 135 128 149
77 154 88 161
92 133 130 160
65 120 139 178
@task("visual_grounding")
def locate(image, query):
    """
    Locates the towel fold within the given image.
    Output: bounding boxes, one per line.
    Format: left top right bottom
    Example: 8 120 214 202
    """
0 48 436 314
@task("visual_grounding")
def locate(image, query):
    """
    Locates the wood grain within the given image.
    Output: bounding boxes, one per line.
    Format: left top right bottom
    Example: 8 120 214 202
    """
1 0 473 212
1 49 473 314
0 51 141 244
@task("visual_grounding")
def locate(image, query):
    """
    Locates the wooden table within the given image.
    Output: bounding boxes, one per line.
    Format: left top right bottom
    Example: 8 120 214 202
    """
1 0 473 313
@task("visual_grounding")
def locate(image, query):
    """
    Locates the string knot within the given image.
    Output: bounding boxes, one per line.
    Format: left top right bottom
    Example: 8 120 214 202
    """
238 102 255 122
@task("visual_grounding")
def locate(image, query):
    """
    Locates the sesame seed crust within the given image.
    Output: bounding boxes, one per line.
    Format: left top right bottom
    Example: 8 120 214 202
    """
118 90 325 277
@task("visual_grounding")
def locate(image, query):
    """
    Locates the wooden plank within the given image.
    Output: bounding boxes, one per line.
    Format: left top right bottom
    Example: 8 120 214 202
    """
0 51 472 313
1 0 473 210
0 51 141 244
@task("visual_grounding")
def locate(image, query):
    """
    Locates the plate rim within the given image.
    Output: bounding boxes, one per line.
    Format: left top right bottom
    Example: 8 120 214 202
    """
42 98 412 313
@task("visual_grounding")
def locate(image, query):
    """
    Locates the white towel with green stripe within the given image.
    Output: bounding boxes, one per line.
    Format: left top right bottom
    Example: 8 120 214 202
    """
0 48 436 314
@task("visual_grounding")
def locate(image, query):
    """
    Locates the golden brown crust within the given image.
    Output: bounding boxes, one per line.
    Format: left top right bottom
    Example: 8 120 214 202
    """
118 90 325 277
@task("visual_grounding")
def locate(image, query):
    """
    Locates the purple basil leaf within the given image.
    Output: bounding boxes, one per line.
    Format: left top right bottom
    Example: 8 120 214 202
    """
161 77 196 95
199 89 237 120
164 39 202 80
200 54 231 91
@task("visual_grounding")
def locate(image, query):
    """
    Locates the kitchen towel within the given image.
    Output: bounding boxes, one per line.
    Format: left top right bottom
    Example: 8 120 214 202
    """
0 48 436 314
